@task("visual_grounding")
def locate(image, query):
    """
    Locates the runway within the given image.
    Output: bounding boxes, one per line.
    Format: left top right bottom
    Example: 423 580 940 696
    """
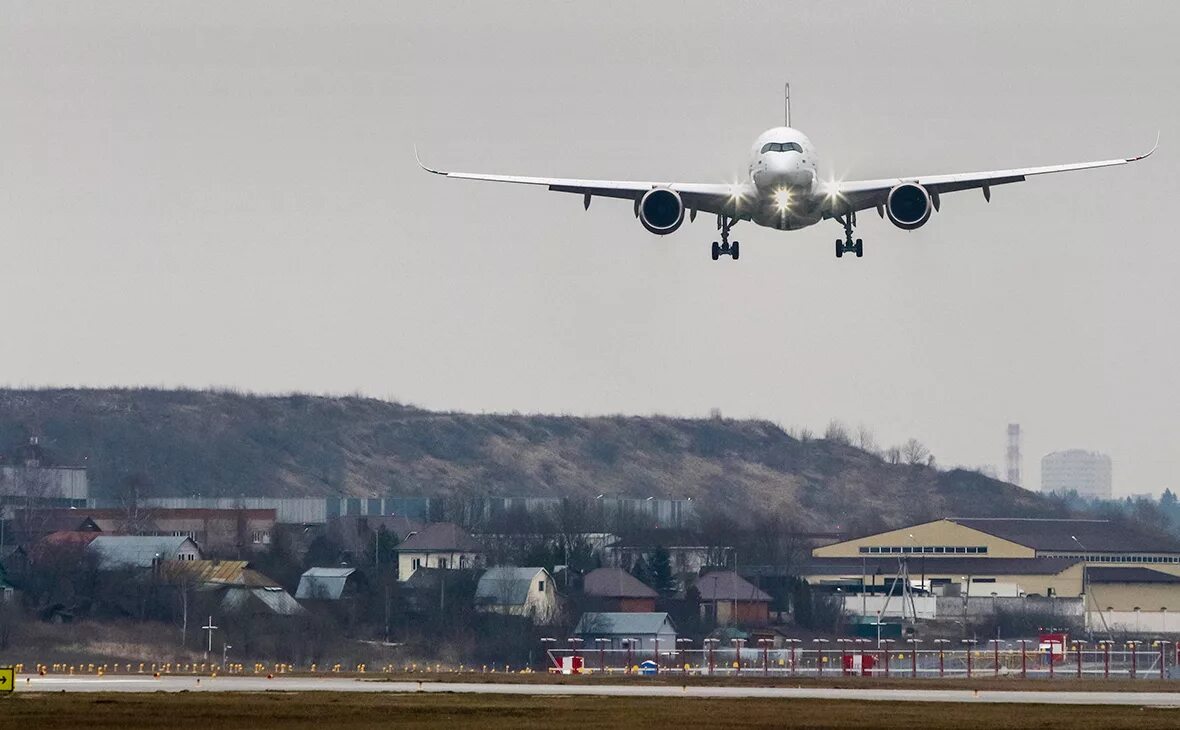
17 675 1180 705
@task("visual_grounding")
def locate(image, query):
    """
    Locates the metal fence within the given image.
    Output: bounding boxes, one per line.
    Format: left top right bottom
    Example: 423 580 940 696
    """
546 641 1180 679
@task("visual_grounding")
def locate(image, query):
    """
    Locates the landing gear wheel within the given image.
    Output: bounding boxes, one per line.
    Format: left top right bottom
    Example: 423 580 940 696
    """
835 215 863 259
711 215 739 261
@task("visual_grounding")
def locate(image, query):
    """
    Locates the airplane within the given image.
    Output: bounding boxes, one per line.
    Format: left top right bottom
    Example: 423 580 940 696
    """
417 86 1156 261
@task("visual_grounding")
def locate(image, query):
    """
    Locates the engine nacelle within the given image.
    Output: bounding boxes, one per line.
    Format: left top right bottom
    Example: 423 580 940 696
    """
886 182 933 230
638 188 685 235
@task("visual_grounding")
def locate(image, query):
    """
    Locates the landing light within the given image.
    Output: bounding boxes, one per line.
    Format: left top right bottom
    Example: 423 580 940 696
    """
773 188 792 213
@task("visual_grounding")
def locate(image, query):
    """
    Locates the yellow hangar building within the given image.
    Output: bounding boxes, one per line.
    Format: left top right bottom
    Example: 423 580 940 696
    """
805 517 1180 630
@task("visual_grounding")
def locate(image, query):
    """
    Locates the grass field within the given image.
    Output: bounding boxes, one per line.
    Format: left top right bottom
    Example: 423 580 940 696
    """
2 692 1180 730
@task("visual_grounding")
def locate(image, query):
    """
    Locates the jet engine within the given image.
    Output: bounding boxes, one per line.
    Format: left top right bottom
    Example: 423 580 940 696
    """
885 182 933 230
638 188 685 235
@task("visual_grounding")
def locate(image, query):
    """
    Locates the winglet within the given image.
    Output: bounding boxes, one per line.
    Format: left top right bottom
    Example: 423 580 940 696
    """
1127 132 1159 163
414 145 447 175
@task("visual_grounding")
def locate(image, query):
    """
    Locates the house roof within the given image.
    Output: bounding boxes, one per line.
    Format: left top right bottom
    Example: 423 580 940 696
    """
798 556 1082 577
475 567 546 607
160 560 278 587
1087 567 1180 584
220 586 304 615
947 518 1180 554
583 567 657 599
396 523 483 553
87 536 199 568
573 612 676 636
295 567 357 600
41 530 101 548
694 571 771 602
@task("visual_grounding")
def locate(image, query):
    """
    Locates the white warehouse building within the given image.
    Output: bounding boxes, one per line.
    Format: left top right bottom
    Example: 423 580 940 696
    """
1041 449 1112 499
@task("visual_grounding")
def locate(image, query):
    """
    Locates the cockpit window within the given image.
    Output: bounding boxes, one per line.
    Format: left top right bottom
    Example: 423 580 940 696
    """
760 142 803 154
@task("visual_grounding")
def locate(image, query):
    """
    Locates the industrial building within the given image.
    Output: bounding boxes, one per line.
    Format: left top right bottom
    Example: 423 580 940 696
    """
1041 450 1113 499
806 517 1180 629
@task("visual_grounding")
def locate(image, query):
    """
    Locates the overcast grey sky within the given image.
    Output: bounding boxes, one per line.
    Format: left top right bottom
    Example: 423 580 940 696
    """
1 1 1176 495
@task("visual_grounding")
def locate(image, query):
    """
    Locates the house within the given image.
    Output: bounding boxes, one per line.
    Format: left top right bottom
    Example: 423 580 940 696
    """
88 535 201 569
402 567 481 614
694 571 772 626
220 586 305 617
474 567 558 623
161 559 303 616
573 611 677 651
606 530 734 575
326 514 423 561
21 507 277 556
395 523 484 581
582 567 658 612
295 567 367 601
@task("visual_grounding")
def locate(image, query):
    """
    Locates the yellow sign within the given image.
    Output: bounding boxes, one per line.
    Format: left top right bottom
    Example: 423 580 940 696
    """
0 667 13 693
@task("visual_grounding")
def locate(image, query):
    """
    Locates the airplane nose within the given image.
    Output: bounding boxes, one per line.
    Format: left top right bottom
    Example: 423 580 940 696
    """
756 155 810 188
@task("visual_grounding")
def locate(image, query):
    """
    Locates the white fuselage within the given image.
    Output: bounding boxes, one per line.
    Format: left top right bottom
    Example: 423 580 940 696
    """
746 126 823 230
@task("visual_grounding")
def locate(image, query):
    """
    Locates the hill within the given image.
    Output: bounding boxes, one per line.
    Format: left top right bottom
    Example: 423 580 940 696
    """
0 388 1059 533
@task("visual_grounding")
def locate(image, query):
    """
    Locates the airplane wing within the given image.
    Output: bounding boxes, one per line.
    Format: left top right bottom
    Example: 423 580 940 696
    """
824 136 1158 218
416 150 754 220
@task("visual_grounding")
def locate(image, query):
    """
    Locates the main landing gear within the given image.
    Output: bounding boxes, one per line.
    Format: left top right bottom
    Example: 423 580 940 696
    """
835 213 863 258
711 216 739 261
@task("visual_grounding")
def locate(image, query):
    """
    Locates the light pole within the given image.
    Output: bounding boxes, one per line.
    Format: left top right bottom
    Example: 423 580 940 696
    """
1071 535 1090 635
812 638 829 677
540 637 557 671
880 638 895 677
855 638 870 677
933 639 950 677
703 638 719 675
758 638 772 676
222 641 231 670
676 638 693 672
962 638 976 678
595 638 611 674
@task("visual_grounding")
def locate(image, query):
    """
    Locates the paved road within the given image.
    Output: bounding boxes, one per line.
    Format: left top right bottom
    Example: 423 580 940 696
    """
16 675 1180 705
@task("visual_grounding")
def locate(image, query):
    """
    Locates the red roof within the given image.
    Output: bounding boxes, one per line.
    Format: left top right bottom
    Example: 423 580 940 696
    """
40 531 101 547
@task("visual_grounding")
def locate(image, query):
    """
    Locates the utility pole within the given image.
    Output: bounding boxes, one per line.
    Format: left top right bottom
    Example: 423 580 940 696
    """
181 579 188 648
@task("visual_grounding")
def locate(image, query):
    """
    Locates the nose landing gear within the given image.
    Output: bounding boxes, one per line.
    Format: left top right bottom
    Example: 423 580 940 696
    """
711 215 740 260
835 213 863 258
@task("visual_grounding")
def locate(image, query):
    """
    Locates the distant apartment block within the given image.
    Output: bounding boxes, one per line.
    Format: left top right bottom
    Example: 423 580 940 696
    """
1041 450 1113 499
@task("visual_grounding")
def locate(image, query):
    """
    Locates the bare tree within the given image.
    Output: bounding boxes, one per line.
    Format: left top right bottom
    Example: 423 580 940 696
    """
901 438 930 465
824 420 851 445
884 446 902 465
856 423 878 453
